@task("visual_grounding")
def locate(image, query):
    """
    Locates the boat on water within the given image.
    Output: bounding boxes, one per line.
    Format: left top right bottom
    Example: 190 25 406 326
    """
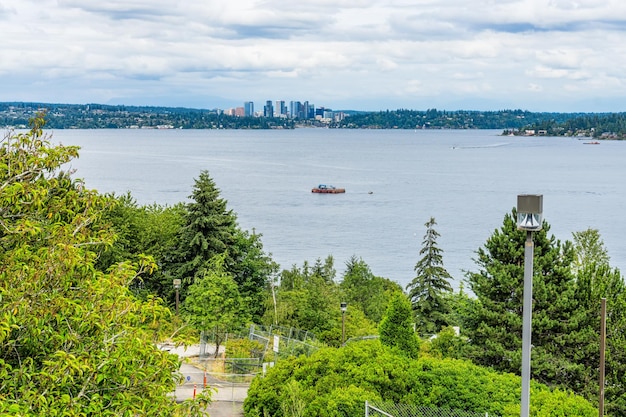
312 184 345 194
584 141 601 145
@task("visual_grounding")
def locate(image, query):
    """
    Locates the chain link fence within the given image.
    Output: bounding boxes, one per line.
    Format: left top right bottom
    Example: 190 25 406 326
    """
177 366 250 403
249 324 320 360
366 401 495 417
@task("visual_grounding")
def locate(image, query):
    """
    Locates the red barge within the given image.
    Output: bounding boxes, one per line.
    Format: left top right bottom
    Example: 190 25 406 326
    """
312 184 345 194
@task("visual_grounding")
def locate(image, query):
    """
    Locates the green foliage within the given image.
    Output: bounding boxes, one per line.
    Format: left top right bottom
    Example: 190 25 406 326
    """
463 208 626 410
264 257 379 346
423 326 467 360
0 102 297 129
172 170 238 286
407 217 453 335
337 108 579 129
520 112 626 139
95 193 186 303
244 339 596 417
230 228 279 321
183 253 251 357
163 169 275 322
226 338 266 359
463 209 578 378
572 227 611 273
378 293 420 358
0 116 206 415
341 255 403 324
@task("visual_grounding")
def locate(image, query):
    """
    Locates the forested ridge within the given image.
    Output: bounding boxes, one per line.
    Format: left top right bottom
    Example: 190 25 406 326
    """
4 101 626 136
2 114 625 416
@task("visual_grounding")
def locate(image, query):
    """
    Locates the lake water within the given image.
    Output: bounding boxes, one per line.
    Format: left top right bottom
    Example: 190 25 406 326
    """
51 128 626 290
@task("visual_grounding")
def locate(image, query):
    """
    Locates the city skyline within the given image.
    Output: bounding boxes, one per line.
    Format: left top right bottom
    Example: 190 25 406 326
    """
3 1 626 113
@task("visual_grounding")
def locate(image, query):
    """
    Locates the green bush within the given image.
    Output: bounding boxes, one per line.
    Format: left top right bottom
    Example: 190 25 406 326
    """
244 339 596 417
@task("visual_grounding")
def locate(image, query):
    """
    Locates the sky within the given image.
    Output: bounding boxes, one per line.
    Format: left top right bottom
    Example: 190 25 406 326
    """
2 0 626 112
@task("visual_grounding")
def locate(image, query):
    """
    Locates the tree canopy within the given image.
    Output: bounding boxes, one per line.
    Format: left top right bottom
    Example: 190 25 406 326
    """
0 116 206 415
462 209 626 412
244 339 596 417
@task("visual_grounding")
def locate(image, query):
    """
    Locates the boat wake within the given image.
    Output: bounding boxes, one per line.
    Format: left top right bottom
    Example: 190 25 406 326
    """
452 143 510 149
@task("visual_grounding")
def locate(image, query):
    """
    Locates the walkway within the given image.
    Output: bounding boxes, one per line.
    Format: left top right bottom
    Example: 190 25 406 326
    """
164 344 249 416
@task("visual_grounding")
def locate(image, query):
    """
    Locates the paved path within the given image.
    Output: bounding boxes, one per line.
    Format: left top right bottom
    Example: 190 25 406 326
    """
164 344 248 416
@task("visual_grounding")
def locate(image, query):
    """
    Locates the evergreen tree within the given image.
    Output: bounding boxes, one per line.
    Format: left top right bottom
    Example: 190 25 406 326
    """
378 293 420 358
406 217 453 335
167 170 275 321
173 170 238 289
462 209 598 400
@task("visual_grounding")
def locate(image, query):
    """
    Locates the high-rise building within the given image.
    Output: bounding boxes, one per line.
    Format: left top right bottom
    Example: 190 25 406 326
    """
263 100 274 118
244 101 254 116
290 101 302 119
275 100 287 117
303 101 314 120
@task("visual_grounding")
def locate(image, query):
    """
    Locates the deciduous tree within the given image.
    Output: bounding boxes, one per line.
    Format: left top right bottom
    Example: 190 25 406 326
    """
0 116 206 415
341 256 403 324
183 253 251 357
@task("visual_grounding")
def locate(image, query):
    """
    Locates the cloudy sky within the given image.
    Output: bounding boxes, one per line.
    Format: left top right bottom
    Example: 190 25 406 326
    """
2 0 626 112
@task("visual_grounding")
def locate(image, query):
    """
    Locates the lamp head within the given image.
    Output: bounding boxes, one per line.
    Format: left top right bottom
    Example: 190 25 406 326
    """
173 278 181 289
340 302 347 312
517 194 543 231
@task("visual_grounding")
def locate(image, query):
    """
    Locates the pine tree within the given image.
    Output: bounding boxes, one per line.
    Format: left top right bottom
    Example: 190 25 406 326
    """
406 217 453 335
184 170 237 274
166 170 275 321
167 170 238 300
463 209 585 393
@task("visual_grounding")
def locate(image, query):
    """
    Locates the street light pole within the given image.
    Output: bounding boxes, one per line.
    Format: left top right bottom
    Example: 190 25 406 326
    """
521 229 534 417
173 279 181 315
340 302 347 345
517 194 543 417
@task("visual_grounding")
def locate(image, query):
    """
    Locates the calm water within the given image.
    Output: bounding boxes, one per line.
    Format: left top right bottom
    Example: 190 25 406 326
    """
52 128 626 290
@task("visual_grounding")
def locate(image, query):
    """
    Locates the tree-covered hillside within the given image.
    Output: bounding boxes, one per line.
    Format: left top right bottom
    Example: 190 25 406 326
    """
0 101 605 130
335 108 584 129
509 112 626 139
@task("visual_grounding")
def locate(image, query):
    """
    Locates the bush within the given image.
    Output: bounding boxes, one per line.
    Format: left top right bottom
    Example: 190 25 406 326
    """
244 339 596 417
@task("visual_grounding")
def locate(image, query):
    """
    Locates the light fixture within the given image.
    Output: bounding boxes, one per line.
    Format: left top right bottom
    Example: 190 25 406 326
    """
517 194 543 231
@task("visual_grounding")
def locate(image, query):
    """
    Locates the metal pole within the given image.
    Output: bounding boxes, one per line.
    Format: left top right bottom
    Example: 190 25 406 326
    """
342 311 345 345
521 230 534 417
175 288 180 315
599 298 607 416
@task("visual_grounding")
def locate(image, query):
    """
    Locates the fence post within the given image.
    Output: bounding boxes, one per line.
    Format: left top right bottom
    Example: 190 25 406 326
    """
365 400 369 417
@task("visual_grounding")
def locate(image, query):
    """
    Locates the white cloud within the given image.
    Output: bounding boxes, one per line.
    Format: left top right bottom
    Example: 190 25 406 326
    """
2 0 626 111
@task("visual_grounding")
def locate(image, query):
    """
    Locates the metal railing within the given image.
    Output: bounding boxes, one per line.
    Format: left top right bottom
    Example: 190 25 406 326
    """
366 401 494 417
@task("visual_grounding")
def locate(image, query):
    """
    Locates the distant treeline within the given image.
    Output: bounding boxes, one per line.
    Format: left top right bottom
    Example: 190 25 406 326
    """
1 102 625 137
0 102 296 129
506 112 626 139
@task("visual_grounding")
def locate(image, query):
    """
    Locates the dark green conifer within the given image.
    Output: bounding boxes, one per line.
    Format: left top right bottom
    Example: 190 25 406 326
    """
406 217 453 335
